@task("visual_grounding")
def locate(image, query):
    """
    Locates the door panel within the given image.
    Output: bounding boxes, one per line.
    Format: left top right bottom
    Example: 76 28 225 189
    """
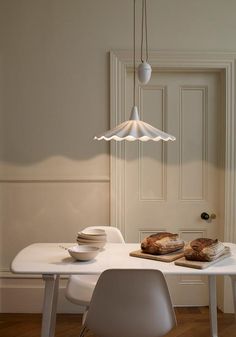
124 71 222 305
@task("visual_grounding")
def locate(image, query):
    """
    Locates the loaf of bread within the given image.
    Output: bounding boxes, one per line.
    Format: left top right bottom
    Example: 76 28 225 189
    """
184 238 225 262
141 232 185 255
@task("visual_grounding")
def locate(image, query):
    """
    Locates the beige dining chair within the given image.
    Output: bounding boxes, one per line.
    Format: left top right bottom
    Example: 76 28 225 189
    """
79 268 176 337
65 226 125 315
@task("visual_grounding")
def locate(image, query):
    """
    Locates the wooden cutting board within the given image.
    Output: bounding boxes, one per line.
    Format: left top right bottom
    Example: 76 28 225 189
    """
174 247 231 269
129 249 184 262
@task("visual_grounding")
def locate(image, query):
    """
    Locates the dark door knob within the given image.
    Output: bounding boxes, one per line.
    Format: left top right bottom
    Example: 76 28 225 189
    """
201 212 210 220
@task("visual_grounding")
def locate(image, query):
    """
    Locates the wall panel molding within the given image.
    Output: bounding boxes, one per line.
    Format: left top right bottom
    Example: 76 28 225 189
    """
138 229 166 242
179 229 207 240
0 177 110 183
179 86 208 201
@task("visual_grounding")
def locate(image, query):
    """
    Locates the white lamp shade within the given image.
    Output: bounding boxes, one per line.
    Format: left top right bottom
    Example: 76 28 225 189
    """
94 106 176 142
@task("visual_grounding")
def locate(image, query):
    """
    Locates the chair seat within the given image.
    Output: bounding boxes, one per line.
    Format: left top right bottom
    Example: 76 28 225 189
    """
66 275 99 306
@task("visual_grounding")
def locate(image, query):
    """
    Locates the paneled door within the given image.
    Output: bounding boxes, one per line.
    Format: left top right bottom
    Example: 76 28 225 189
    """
123 70 223 305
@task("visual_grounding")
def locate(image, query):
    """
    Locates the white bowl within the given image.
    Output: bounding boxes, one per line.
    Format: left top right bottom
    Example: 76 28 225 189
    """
77 239 106 249
81 228 106 236
77 232 107 242
68 245 100 261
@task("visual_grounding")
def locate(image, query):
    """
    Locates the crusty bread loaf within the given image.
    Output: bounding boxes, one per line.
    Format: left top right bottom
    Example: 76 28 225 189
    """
141 232 185 255
184 238 225 261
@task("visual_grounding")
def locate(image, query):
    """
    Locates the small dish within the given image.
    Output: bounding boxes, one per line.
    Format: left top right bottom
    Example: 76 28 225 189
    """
77 239 106 249
68 245 100 261
77 232 107 242
81 228 106 236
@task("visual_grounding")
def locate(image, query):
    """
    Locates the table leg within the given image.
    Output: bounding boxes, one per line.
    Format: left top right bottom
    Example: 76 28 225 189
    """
208 275 218 337
230 276 236 318
41 274 60 337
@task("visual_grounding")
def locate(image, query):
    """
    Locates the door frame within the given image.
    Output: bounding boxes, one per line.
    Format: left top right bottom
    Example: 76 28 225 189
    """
110 50 236 246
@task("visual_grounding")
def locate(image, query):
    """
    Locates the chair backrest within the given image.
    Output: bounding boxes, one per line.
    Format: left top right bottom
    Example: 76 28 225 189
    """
84 226 125 243
84 269 176 337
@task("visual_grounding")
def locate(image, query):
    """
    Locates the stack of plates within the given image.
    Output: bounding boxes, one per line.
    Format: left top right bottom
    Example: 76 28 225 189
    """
77 228 107 249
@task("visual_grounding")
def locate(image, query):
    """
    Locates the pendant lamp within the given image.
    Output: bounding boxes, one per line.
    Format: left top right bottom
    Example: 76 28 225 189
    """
137 0 152 84
94 0 176 142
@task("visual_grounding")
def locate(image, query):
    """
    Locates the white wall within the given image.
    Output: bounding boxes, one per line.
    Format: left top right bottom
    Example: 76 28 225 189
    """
1 0 236 312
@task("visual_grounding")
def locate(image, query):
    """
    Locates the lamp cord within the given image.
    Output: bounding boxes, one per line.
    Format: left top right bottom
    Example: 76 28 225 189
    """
133 0 136 105
141 0 148 62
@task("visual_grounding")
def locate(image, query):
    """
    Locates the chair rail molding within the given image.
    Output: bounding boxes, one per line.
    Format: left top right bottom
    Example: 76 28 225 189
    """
110 50 236 244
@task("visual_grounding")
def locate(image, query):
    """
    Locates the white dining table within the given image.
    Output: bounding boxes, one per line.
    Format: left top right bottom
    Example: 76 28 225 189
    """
11 242 236 337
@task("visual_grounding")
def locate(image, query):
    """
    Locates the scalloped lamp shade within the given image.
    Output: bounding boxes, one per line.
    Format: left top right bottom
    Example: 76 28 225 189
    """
94 106 176 142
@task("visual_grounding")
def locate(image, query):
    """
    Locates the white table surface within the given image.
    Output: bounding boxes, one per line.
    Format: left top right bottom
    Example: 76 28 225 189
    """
11 242 236 276
10 242 236 337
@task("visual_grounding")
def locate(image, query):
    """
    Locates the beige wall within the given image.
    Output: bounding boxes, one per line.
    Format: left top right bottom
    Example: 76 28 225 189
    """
1 0 236 311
